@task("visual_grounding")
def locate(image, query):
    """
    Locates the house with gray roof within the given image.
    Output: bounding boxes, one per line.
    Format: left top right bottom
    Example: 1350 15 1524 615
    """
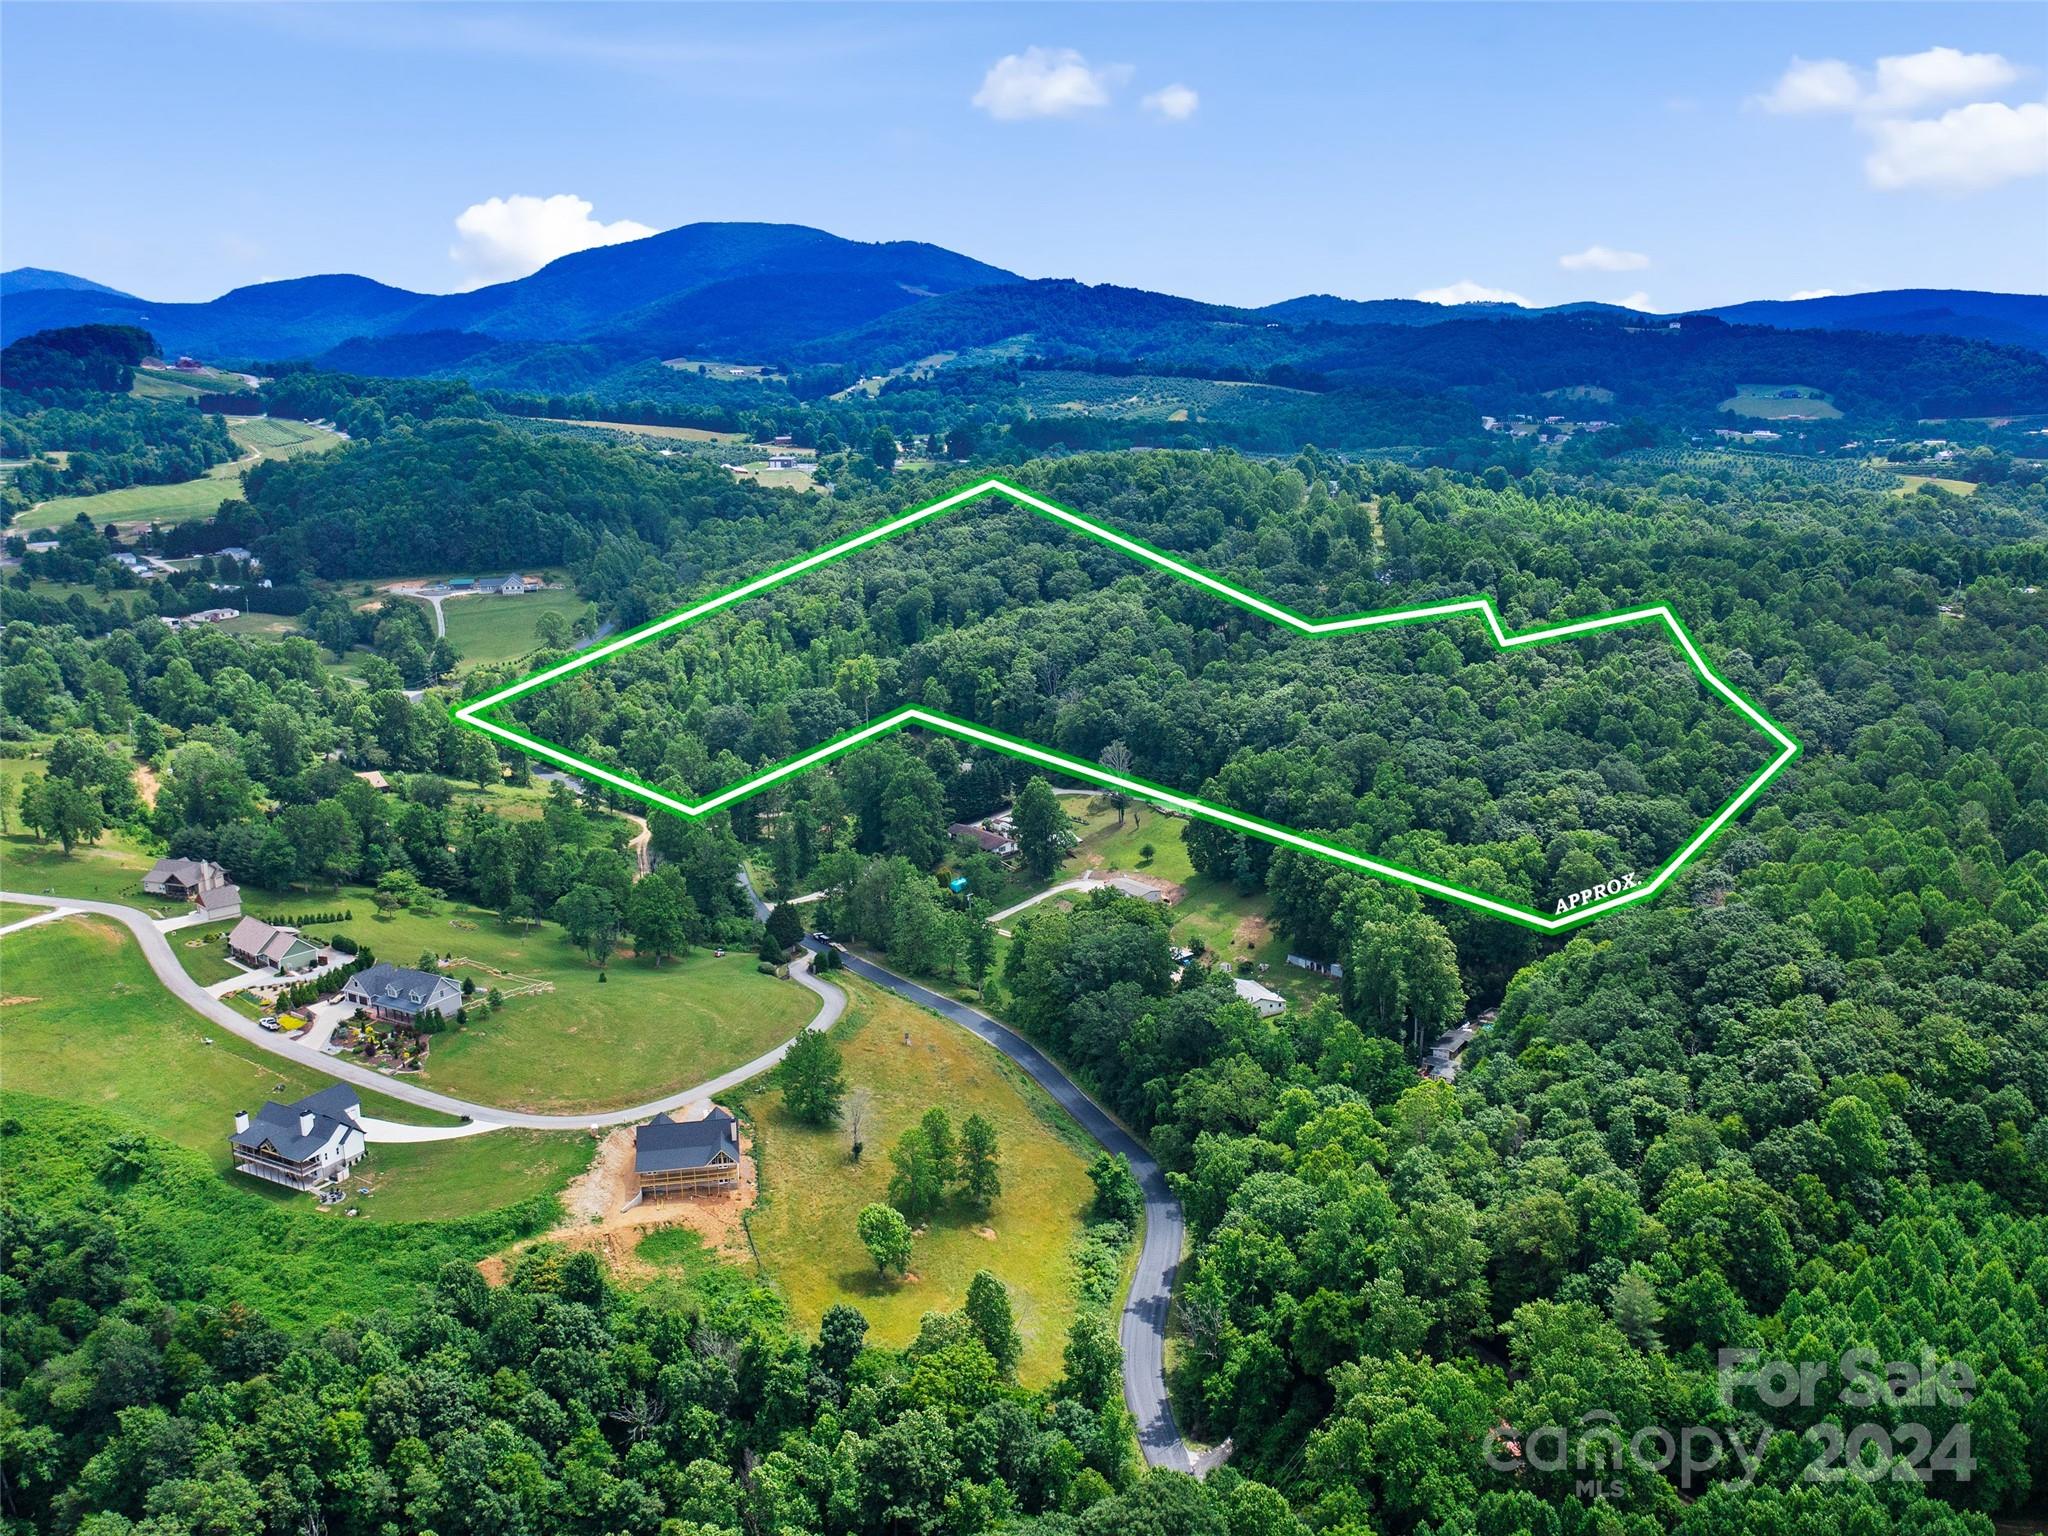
339 962 461 1024
227 916 321 973
229 1085 365 1191
143 856 229 901
635 1107 740 1197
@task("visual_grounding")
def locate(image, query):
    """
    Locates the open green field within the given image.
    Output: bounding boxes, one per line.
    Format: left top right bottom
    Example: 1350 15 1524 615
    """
214 610 299 639
225 415 343 461
259 896 816 1113
1718 384 1843 421
736 466 823 494
441 587 589 668
0 829 173 907
1887 468 1978 496
0 900 44 924
10 458 246 532
131 365 256 401
740 977 1098 1385
660 358 781 381
539 416 744 444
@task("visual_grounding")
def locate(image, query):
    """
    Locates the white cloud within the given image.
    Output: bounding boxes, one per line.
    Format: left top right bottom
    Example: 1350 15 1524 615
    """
1757 56 1865 114
1413 280 1531 307
450 194 655 288
971 47 1126 120
1787 288 1839 301
1559 244 1650 272
1864 99 2048 191
1141 83 1199 121
1616 292 1655 312
1870 47 2022 112
1757 47 2020 115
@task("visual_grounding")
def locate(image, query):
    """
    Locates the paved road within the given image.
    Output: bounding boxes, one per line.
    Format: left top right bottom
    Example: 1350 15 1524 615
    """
738 873 1192 1472
0 891 843 1132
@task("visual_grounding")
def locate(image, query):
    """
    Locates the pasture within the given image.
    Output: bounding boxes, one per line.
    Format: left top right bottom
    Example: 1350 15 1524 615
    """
1718 384 1844 421
441 587 590 667
740 978 1099 1385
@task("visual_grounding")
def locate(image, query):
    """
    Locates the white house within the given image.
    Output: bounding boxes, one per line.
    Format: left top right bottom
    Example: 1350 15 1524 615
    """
1233 977 1288 1018
229 1085 365 1191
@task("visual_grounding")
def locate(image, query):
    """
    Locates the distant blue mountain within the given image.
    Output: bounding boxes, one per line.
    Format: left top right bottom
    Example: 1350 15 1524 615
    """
1695 290 2048 352
3 234 2039 368
1 266 138 300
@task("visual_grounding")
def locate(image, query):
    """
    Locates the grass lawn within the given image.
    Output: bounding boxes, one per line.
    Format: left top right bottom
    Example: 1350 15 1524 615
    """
0 900 45 924
441 588 589 668
0 917 442 1134
215 611 300 639
224 415 342 461
0 829 174 908
11 458 246 532
271 897 817 1114
739 977 1099 1386
166 918 245 985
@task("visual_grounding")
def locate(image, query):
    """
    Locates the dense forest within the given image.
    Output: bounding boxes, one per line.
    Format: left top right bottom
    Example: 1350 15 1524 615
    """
3 379 2046 1532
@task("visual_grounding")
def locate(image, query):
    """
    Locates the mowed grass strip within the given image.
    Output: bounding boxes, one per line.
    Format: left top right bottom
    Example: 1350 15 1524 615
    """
741 977 1097 1386
287 900 816 1114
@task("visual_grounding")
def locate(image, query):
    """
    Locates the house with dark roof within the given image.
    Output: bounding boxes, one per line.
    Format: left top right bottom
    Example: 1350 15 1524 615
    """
143 856 229 901
635 1107 741 1198
339 962 462 1024
949 822 1019 859
229 1085 365 1191
226 916 322 973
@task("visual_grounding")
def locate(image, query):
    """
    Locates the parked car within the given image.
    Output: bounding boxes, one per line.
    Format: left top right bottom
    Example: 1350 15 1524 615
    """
257 1015 280 1032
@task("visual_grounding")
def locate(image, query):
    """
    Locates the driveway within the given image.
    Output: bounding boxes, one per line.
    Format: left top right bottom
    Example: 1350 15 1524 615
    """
0 891 843 1134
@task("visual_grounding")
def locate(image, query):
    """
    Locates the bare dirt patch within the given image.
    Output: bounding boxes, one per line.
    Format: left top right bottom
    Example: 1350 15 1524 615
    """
481 1112 758 1284
131 762 161 811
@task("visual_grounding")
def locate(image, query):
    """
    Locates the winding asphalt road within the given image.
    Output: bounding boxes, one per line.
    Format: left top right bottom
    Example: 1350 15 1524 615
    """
0 890 842 1130
10 880 1195 1472
740 873 1192 1471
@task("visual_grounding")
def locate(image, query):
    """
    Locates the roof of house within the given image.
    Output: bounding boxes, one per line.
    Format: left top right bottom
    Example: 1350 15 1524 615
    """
1107 876 1164 901
1233 977 1286 1008
146 856 222 886
196 883 243 914
227 916 314 965
949 823 1017 853
635 1107 739 1174
230 1084 361 1161
343 962 457 1014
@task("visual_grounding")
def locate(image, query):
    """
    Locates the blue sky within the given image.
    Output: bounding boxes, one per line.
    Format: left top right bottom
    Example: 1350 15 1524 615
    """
4 2 2042 309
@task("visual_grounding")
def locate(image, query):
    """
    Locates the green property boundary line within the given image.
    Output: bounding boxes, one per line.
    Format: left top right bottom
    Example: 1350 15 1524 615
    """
453 477 1800 934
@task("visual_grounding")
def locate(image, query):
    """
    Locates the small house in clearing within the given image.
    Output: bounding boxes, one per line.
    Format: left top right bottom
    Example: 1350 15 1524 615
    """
1233 976 1288 1018
227 916 322 974
635 1107 741 1198
229 1084 365 1191
949 823 1019 859
339 962 462 1025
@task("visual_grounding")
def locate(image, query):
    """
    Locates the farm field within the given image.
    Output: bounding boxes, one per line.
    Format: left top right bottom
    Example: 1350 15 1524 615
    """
440 587 589 667
1717 383 1844 420
224 414 343 461
740 977 1099 1386
660 357 781 380
731 465 822 493
537 416 743 443
255 895 817 1113
131 364 257 401
9 458 246 532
